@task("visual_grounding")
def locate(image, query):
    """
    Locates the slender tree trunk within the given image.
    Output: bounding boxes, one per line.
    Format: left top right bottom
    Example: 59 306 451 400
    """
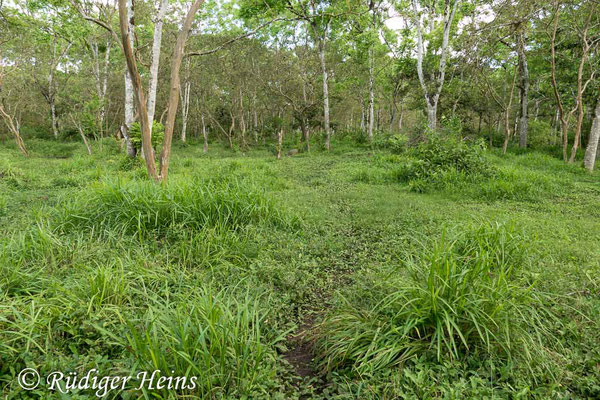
101 41 111 136
368 47 375 142
277 128 283 159
70 114 92 155
180 59 191 142
123 0 136 158
147 0 168 131
503 68 517 154
412 0 458 131
202 114 208 153
360 103 365 131
516 30 529 148
50 103 59 138
180 80 191 142
317 37 331 150
569 13 593 163
584 95 600 171
158 0 205 180
0 105 28 156
49 37 59 138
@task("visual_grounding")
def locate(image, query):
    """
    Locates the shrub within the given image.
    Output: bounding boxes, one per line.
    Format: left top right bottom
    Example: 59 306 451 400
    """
128 121 165 151
314 223 557 376
388 134 408 154
528 120 555 149
409 135 493 177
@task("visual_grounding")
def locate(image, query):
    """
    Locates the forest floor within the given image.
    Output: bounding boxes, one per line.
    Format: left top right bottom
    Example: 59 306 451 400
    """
1 137 600 399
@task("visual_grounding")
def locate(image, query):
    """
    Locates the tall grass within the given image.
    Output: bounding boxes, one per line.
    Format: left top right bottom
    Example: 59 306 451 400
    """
55 176 297 240
96 287 287 398
314 223 558 376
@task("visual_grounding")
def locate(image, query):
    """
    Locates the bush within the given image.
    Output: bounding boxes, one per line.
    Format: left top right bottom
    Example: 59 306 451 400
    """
314 223 557 377
128 120 165 151
528 120 555 149
409 135 492 176
383 134 495 192
388 134 408 154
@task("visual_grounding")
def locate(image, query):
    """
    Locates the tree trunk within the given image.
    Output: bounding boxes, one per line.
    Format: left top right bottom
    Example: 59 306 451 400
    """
277 128 283 159
0 105 28 156
317 35 331 150
119 0 157 178
584 96 600 171
147 0 168 132
123 0 136 158
50 102 59 138
427 103 437 131
158 0 205 180
516 31 529 148
412 0 457 132
180 60 191 142
503 69 517 154
368 47 375 142
70 114 92 155
398 101 404 131
202 114 208 153
180 80 191 142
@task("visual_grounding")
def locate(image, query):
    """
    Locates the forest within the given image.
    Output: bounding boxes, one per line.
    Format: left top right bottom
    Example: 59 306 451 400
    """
1 0 600 398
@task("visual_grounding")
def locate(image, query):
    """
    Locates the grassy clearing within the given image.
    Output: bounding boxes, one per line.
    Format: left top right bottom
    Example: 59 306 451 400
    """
1 137 600 399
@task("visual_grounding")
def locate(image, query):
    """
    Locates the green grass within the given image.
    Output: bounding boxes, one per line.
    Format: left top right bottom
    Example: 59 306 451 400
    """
1 136 600 399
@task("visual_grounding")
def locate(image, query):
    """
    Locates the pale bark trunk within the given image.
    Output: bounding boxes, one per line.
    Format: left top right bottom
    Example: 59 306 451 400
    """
119 0 158 179
180 80 191 142
123 0 136 158
202 114 208 153
180 59 191 142
70 114 92 155
398 102 404 131
50 103 59 138
426 104 437 130
569 12 593 163
46 36 71 138
368 47 375 142
318 37 331 150
412 0 458 131
101 41 110 135
516 31 529 148
147 0 168 132
277 128 283 159
584 96 600 171
0 105 28 156
502 68 517 154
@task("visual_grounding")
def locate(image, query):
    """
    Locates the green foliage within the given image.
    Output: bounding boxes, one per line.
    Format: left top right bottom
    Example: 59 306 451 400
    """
129 121 165 151
528 120 556 149
1 138 600 399
388 134 408 154
55 176 297 240
314 223 557 376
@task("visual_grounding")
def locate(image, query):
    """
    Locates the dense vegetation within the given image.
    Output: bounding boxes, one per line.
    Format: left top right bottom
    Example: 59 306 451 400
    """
1 137 599 398
1 0 600 398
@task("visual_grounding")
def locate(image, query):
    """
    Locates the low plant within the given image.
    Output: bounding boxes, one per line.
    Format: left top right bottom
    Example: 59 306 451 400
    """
314 223 558 378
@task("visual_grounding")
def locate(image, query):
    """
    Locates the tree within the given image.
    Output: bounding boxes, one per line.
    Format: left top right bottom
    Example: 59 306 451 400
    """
117 0 205 181
410 0 460 130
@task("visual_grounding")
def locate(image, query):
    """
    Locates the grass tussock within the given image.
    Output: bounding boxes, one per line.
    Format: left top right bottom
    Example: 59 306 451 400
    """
314 223 558 377
55 175 298 240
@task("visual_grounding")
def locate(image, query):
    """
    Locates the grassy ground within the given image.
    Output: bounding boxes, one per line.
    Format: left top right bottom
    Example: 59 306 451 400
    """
1 137 599 399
